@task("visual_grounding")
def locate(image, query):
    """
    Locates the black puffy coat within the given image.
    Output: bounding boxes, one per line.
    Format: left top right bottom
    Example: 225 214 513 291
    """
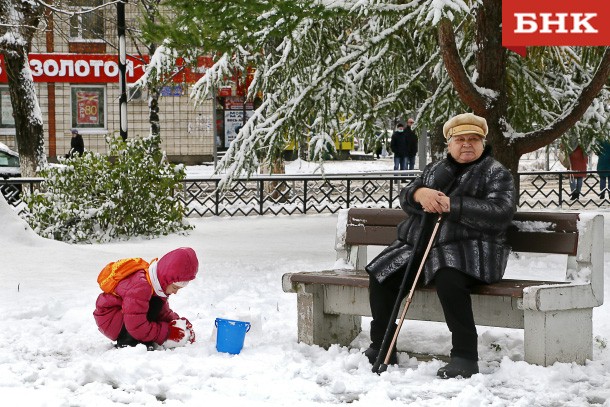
70 134 85 156
366 146 516 285
390 127 417 158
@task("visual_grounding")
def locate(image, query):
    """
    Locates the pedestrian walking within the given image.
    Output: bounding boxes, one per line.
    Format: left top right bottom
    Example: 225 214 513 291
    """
404 118 418 170
65 128 84 158
594 139 610 199
568 145 588 200
390 123 408 171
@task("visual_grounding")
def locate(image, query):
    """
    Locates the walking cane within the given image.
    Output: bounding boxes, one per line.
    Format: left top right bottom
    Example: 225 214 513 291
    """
372 214 443 374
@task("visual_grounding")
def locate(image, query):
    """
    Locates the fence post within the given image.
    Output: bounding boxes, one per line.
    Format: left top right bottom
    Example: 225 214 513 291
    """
346 179 351 208
558 173 563 209
215 180 220 216
303 180 308 214
259 180 264 215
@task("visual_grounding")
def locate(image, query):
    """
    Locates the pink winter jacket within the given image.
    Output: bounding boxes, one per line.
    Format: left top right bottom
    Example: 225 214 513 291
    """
93 247 199 345
94 271 178 344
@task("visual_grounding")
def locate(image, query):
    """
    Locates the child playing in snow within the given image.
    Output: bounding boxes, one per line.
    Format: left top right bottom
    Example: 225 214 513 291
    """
93 247 199 349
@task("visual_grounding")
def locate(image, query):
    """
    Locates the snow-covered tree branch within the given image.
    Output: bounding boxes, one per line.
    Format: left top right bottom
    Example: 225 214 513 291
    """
141 0 610 189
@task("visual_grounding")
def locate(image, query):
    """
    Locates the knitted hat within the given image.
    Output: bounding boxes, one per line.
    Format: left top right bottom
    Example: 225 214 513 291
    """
156 247 199 291
442 113 488 140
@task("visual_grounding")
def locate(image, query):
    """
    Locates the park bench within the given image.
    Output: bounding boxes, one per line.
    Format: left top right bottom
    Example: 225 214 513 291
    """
282 208 604 366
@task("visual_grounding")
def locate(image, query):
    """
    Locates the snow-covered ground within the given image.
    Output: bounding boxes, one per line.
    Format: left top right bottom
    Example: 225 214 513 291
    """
1 152 608 406
185 147 583 178
2 186 610 406
187 155 397 178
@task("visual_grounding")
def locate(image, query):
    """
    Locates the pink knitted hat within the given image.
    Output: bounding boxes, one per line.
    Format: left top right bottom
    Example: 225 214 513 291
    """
156 247 199 291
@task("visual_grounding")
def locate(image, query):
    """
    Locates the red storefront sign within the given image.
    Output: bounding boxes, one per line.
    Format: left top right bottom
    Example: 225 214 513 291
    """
503 0 610 55
0 53 213 83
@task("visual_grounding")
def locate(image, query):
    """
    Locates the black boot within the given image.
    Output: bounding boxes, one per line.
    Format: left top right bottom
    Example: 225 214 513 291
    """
436 356 479 379
570 191 580 200
364 346 398 366
600 191 605 199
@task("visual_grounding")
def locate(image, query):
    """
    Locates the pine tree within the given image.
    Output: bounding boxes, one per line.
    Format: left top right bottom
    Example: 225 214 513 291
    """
142 0 610 189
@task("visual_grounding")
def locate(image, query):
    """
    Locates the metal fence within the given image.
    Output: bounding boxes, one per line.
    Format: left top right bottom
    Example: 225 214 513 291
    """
2 170 609 218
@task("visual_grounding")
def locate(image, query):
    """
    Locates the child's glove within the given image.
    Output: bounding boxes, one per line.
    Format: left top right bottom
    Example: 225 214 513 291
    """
179 317 196 343
180 317 192 330
164 319 192 348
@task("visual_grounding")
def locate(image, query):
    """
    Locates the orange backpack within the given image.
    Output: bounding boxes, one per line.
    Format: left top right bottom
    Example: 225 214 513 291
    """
97 257 153 295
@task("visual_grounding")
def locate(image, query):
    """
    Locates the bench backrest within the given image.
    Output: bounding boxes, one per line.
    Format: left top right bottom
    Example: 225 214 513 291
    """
345 208 579 255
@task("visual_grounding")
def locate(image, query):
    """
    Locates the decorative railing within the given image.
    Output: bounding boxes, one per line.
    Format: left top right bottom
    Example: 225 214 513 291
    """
2 170 608 218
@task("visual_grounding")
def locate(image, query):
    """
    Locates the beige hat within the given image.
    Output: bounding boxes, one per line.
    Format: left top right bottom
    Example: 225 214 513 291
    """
442 113 488 140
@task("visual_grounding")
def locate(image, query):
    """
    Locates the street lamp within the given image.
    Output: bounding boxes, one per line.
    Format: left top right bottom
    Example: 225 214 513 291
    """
117 0 128 141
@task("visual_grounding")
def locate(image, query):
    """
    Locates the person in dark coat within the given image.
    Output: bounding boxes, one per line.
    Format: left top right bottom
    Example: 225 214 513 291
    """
594 140 610 199
390 123 408 170
404 118 418 169
66 128 85 158
364 112 516 379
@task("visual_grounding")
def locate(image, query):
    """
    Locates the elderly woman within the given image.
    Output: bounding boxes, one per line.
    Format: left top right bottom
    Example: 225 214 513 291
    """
364 113 516 378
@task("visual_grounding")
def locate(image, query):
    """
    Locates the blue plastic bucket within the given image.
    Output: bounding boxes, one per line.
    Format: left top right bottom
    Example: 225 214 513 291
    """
215 318 251 354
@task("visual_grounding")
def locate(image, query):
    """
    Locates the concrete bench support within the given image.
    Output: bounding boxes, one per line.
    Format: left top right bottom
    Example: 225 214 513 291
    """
294 282 361 347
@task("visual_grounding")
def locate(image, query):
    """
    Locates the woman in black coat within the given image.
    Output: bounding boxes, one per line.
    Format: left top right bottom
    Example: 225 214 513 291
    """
365 113 516 378
66 128 84 158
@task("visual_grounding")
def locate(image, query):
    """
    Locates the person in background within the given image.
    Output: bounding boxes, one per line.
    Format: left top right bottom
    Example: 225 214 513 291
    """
594 139 610 199
93 247 199 349
404 118 418 170
568 145 588 200
65 128 84 158
390 123 409 171
365 113 516 379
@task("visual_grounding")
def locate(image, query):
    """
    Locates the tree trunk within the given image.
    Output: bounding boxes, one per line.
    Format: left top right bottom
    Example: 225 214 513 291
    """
2 51 46 178
261 159 287 201
429 123 447 162
148 87 161 138
0 0 46 177
146 38 161 143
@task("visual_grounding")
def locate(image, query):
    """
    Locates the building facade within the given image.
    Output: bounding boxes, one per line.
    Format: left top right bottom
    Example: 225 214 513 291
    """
0 1 221 165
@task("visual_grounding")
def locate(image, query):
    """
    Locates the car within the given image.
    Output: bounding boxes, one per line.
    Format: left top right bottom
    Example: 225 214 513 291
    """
0 142 20 178
0 142 22 205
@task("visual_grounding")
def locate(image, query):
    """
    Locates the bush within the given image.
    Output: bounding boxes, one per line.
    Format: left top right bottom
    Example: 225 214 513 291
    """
25 134 192 243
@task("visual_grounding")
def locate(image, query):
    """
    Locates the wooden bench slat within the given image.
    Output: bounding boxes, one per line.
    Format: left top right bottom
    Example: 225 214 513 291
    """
506 230 578 255
512 212 579 232
347 208 407 226
288 270 567 298
289 270 370 288
345 209 579 255
345 225 398 246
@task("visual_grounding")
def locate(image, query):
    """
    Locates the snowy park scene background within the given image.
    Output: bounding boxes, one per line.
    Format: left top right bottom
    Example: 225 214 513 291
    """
1 0 610 405
2 156 610 406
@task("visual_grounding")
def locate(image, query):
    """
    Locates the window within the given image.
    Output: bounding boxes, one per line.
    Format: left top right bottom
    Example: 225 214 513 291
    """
0 86 15 129
129 87 146 103
68 0 104 41
71 85 106 130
